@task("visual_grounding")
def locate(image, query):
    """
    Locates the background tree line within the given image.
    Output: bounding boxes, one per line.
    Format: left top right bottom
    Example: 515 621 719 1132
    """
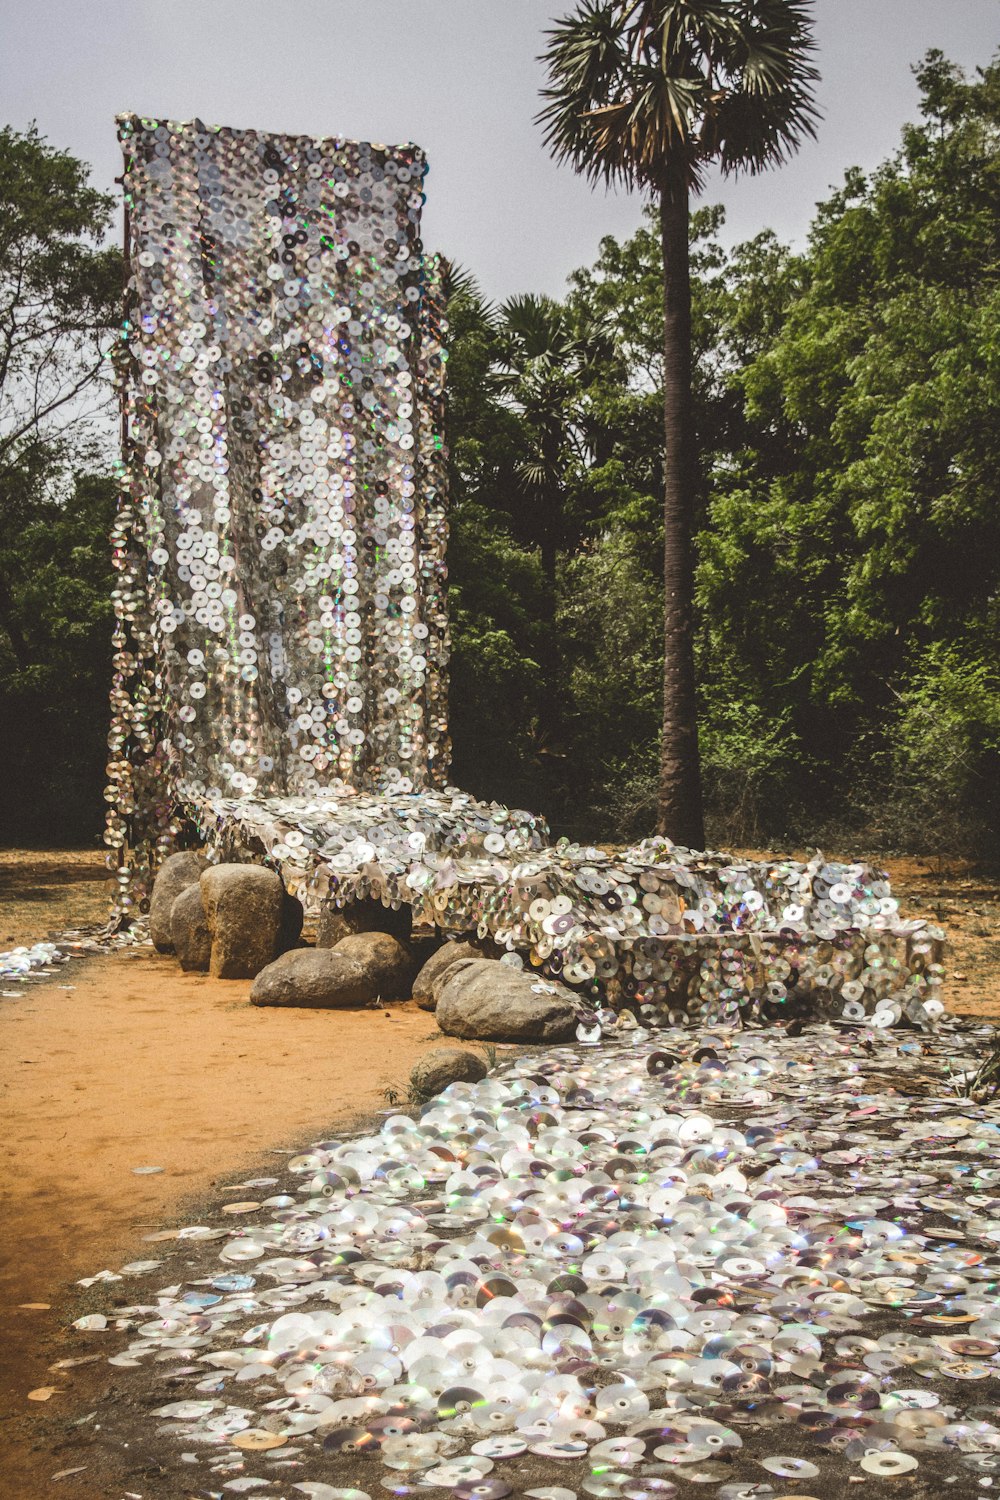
1 48 998 857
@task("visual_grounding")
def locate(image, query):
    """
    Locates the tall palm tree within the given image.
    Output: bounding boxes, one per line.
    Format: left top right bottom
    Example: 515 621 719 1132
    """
538 0 818 848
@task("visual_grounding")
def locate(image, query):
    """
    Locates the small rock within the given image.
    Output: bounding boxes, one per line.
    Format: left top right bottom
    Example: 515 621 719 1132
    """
412 940 484 1011
410 1047 488 1097
436 961 577 1042
331 931 418 1000
249 948 372 1008
317 897 412 948
200 865 284 979
170 884 211 972
149 851 208 953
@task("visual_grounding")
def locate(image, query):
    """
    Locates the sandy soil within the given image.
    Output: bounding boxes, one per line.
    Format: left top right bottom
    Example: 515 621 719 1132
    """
0 933 461 1497
880 856 1000 1018
0 847 111 949
1 844 998 1497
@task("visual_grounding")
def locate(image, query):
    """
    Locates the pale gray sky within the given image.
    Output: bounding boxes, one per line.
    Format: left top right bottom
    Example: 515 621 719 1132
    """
3 0 998 301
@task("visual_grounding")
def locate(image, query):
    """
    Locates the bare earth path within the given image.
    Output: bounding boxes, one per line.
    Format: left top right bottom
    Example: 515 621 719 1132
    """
0 861 452 1498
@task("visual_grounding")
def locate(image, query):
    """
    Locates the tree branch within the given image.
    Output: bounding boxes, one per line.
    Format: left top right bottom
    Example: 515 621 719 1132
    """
0 355 110 462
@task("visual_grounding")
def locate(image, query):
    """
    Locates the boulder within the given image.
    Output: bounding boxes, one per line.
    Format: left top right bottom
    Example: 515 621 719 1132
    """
317 897 412 948
331 931 418 1001
149 851 208 953
412 940 485 1012
170 883 211 972
250 948 372 1008
410 1047 488 1098
200 864 284 979
436 961 578 1043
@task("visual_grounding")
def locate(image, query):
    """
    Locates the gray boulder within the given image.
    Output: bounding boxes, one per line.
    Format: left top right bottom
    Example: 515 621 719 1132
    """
412 941 484 1011
436 961 578 1043
200 864 284 979
317 897 412 948
149 851 208 953
332 931 418 1000
410 1047 488 1098
170 883 211 972
250 948 372 1008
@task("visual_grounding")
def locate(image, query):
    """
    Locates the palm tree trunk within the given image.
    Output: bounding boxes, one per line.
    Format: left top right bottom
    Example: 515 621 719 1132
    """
537 485 562 759
657 178 705 849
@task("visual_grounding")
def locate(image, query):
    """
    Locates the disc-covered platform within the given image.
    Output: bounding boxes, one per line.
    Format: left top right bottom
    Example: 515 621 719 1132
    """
187 784 944 1027
104 115 943 1027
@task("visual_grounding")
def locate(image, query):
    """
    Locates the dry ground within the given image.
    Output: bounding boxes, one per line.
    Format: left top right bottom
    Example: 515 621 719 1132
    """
0 849 472 1498
1 844 998 1498
0 846 112 949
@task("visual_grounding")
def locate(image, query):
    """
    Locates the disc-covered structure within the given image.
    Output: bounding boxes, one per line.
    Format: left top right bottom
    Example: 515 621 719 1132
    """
106 114 450 911
103 114 942 1027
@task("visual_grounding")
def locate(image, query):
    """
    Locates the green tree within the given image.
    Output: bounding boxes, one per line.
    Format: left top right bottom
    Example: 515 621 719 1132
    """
0 124 119 468
492 293 589 585
697 49 1000 853
0 468 116 841
0 125 120 844
538 0 818 849
440 267 554 809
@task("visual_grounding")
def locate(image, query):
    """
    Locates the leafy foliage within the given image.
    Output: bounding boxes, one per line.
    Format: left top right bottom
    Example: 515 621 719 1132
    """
0 123 119 467
694 49 1000 853
0 124 120 844
2 54 999 859
0 466 116 841
447 47 1000 856
537 0 819 192
537 0 820 848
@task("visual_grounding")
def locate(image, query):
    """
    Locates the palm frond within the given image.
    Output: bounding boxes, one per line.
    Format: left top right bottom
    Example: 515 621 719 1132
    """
440 258 497 327
440 259 484 306
538 0 820 195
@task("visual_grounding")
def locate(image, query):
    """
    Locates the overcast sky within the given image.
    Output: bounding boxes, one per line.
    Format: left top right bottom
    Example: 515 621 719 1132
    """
3 1 998 301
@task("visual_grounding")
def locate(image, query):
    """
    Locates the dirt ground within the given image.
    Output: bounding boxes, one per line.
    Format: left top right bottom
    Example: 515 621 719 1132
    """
0 845 112 949
1 844 998 1498
878 855 1000 1018
0 850 475 1498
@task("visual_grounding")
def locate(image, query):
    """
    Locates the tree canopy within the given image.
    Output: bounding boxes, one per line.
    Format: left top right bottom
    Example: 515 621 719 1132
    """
1 50 998 859
449 47 1000 856
0 125 119 842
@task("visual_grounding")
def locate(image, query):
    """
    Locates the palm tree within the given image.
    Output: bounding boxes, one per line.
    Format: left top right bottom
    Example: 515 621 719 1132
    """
492 293 587 584
538 0 818 849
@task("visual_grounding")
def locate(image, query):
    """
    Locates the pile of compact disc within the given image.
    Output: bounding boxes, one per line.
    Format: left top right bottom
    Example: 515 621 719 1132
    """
73 1021 1000 1495
0 940 67 984
0 922 154 1000
182 785 944 1024
99 114 942 1027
